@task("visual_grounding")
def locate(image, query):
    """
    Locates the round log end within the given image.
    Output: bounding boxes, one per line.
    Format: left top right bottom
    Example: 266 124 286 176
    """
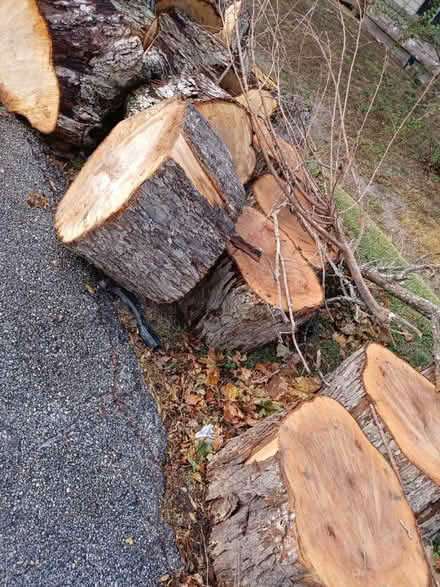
56 99 185 244
228 206 323 313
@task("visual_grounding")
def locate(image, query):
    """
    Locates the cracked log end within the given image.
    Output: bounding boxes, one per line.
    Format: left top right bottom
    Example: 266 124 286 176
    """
227 206 323 313
56 97 246 303
363 342 440 485
0 0 59 133
280 396 431 587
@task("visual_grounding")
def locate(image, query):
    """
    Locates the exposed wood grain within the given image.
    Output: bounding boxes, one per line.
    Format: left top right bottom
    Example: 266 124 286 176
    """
228 207 323 312
280 397 431 587
207 347 440 585
363 343 440 485
0 0 59 133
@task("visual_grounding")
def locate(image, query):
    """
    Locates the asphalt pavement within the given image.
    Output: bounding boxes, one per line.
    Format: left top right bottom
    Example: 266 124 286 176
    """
0 111 179 585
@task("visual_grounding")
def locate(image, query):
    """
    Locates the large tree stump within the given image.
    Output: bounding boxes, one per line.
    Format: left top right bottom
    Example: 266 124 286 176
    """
207 344 440 585
56 98 246 302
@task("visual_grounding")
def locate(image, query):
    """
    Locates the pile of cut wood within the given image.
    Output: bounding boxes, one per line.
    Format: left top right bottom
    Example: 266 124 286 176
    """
2 2 440 585
2 0 334 352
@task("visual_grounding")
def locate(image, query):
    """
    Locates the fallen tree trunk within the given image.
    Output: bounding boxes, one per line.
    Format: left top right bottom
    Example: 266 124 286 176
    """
207 344 440 585
56 98 246 302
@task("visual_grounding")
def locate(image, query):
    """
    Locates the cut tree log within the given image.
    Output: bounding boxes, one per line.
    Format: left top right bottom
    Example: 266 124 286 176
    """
227 207 323 312
0 0 59 133
363 343 440 486
127 80 256 184
35 1 250 147
280 397 431 587
37 0 156 146
207 344 440 585
56 98 246 303
179 206 323 350
178 254 312 351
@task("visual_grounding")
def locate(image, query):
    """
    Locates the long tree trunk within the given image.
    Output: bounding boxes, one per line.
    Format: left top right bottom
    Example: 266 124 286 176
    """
207 345 440 585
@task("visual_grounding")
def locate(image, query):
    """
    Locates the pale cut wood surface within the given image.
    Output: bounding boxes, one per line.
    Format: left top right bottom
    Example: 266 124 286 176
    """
0 0 59 133
236 88 278 120
364 343 440 485
228 206 323 312
253 174 323 268
280 396 431 587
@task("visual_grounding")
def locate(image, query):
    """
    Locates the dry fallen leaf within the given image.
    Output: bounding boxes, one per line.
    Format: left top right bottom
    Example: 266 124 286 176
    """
292 376 321 397
184 392 201 406
27 191 49 209
222 383 240 401
224 402 244 425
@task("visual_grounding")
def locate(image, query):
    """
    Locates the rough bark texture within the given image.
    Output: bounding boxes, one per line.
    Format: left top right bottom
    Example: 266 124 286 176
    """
178 255 311 351
37 0 156 146
126 72 232 116
63 105 246 302
207 348 440 586
144 8 232 82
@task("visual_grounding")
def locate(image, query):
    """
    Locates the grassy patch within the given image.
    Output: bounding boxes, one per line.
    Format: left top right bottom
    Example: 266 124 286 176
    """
335 186 438 367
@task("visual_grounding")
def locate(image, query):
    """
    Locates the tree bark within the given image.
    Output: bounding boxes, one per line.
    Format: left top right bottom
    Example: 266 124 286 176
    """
56 100 246 302
38 0 156 147
207 346 440 586
36 1 250 147
178 254 312 351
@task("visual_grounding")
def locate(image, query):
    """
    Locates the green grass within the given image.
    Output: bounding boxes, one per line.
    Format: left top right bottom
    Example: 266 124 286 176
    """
335 187 439 367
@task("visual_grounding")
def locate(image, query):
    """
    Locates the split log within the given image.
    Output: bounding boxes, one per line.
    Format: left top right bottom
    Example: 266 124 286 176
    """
0 0 59 133
56 98 246 303
207 344 440 585
179 207 323 351
127 79 256 184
